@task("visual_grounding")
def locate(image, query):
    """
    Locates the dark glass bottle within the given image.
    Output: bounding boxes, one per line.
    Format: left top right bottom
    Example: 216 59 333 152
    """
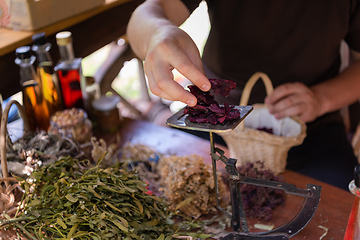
15 46 50 131
32 32 63 115
344 164 360 239
54 31 87 110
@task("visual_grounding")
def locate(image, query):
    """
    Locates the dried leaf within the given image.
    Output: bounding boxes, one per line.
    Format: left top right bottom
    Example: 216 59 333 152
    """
67 222 79 238
144 219 159 227
105 201 124 214
87 185 102 199
175 195 195 211
112 220 128 233
133 199 144 213
254 223 274 231
157 234 165 240
56 218 67 229
65 194 78 203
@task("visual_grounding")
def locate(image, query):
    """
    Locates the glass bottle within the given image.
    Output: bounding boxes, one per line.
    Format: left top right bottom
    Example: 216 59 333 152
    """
15 46 50 131
32 32 63 115
344 164 360 240
84 76 100 121
54 31 87 110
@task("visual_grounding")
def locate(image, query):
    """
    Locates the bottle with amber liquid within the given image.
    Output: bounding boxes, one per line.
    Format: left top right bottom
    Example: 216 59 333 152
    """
32 32 63 115
54 31 87 110
15 46 50 131
344 164 360 239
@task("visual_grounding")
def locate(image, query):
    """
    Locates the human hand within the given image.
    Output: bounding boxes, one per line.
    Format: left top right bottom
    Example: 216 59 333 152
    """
144 25 210 106
264 82 322 123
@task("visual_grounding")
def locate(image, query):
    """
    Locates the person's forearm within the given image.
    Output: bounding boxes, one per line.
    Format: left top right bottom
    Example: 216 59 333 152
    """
127 0 190 60
311 60 360 116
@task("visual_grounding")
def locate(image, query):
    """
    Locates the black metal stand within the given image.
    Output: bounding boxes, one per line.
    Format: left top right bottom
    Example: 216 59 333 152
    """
209 132 322 239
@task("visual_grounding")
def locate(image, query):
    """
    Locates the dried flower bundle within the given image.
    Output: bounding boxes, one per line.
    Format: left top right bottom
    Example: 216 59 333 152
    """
158 154 229 219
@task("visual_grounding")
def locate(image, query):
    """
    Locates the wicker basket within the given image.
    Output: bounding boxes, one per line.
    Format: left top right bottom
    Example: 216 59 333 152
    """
0 100 29 217
219 72 307 175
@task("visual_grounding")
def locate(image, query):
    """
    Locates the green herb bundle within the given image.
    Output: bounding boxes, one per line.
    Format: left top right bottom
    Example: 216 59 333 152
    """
3 156 175 239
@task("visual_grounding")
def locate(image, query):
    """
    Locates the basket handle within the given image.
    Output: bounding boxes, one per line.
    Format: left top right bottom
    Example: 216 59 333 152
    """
0 100 30 187
237 72 274 130
239 72 274 106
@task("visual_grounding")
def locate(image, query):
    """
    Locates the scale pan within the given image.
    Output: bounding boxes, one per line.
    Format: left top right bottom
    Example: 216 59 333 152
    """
166 105 253 133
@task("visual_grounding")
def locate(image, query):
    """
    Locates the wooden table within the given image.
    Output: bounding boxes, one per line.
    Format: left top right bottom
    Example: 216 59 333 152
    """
0 0 144 100
116 118 354 240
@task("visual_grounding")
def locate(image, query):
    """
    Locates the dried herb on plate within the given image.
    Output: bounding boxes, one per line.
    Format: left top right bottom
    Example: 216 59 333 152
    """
1 156 175 239
184 79 240 125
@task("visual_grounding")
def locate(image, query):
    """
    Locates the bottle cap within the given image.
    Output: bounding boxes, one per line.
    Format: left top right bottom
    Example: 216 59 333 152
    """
56 31 72 46
354 164 360 187
92 95 120 112
15 46 31 59
32 32 47 46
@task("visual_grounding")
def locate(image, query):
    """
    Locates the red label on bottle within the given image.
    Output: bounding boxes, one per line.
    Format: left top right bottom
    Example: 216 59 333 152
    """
57 69 84 109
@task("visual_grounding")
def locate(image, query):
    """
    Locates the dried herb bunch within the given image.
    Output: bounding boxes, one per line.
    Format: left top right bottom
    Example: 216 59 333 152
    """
119 143 159 162
117 143 163 196
2 131 90 178
1 157 175 239
158 154 229 219
226 161 285 221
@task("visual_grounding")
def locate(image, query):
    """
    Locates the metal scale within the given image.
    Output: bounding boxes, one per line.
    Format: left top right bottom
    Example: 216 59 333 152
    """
166 105 322 240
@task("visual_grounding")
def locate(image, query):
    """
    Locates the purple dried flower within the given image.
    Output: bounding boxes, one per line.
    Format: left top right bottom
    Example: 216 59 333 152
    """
223 161 285 221
209 79 236 97
185 79 240 124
